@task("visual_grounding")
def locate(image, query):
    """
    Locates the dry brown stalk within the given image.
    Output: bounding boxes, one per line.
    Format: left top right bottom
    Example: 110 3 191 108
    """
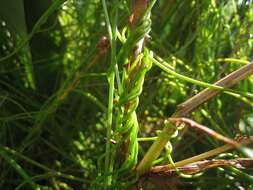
168 117 238 146
129 0 148 29
58 36 110 101
174 61 253 117
150 158 253 174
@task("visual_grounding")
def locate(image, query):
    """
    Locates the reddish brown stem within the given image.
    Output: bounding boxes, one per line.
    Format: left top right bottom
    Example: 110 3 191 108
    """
168 117 238 146
129 0 148 28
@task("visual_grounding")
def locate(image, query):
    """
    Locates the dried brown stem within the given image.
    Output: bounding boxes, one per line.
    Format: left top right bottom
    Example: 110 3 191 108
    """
129 0 148 29
150 158 253 175
138 156 253 190
168 117 238 146
174 61 253 117
58 36 110 101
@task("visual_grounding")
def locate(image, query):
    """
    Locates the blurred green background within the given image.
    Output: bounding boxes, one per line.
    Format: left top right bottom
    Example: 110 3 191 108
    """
0 0 253 189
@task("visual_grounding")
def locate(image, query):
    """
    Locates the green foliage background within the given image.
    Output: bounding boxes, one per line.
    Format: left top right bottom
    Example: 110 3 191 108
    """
0 0 253 189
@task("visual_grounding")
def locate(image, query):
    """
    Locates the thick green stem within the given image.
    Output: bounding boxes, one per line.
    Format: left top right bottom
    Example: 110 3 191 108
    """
102 0 117 188
136 123 176 174
104 72 115 186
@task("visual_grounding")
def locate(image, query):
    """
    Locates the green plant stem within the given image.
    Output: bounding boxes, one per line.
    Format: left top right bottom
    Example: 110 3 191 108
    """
0 146 89 185
105 72 115 187
136 123 177 174
216 58 250 64
137 137 158 141
102 0 118 188
73 90 107 112
0 148 37 189
151 56 253 99
225 167 253 183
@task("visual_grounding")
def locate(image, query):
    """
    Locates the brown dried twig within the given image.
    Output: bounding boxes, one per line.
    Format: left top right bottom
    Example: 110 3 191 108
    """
150 158 253 175
137 156 253 190
168 117 238 146
58 36 110 101
174 61 253 117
